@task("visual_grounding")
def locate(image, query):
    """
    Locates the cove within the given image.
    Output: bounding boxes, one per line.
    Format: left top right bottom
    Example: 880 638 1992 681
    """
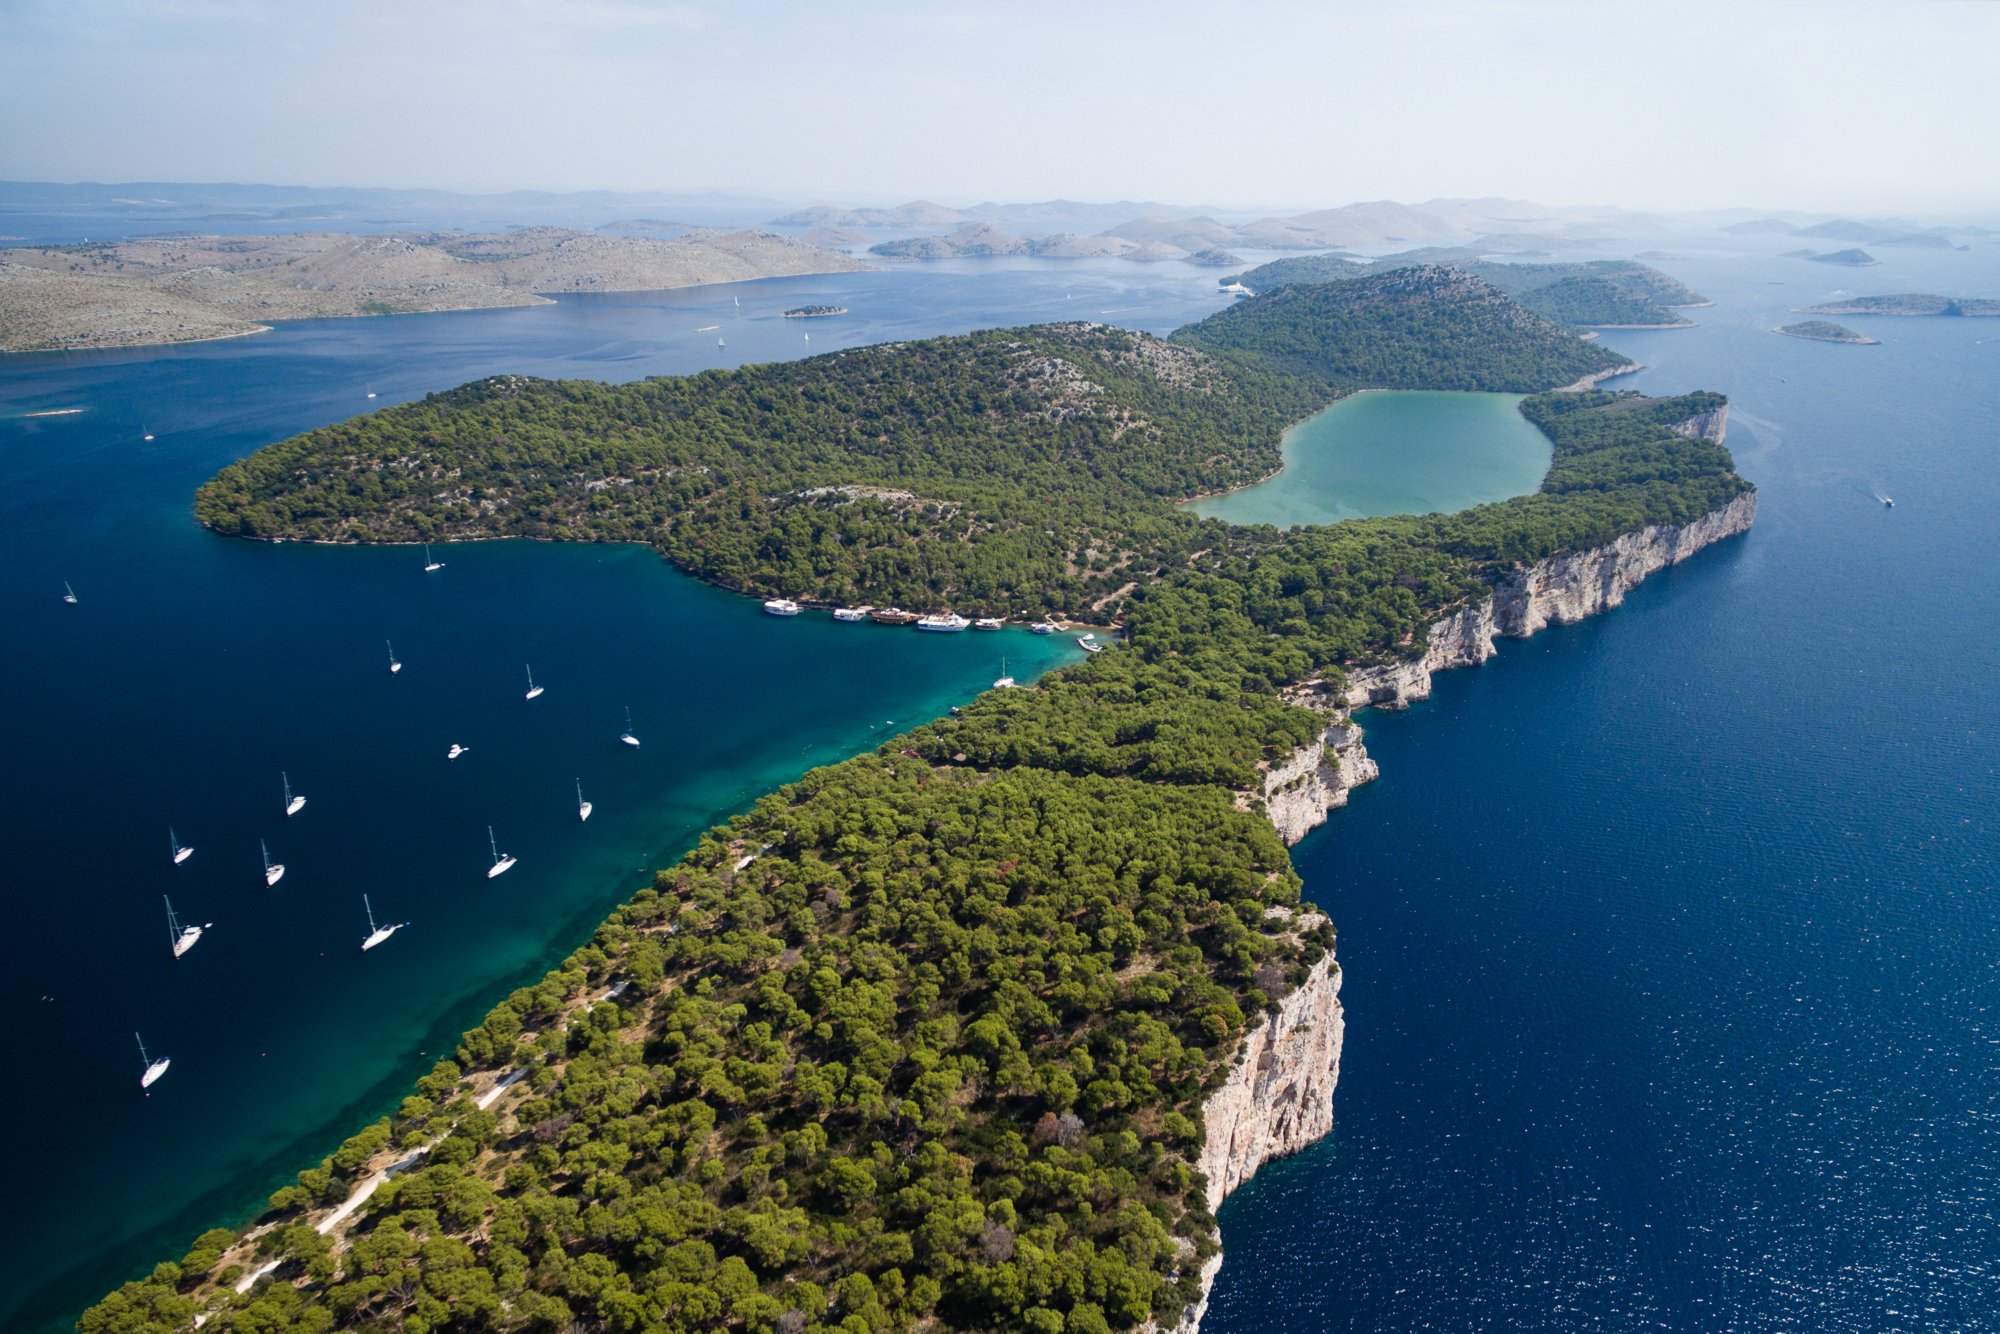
1189 390 1552 527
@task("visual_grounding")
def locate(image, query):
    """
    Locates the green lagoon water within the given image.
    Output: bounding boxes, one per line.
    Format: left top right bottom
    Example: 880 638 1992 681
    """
1191 390 1551 526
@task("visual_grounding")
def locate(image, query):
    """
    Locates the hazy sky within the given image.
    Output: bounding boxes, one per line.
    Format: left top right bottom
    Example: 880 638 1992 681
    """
1 0 1994 216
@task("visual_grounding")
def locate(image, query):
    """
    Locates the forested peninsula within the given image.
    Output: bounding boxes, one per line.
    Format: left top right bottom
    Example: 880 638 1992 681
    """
1223 255 1710 330
88 267 1752 1334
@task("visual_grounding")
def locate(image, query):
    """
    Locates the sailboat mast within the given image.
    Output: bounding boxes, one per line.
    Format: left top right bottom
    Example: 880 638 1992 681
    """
135 1032 148 1065
365 894 376 932
489 825 498 861
164 896 178 942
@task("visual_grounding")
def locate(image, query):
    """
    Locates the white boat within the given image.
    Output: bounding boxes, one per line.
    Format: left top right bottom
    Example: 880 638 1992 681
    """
524 664 545 700
165 896 208 958
360 894 405 951
448 743 468 761
62 580 78 605
386 639 402 675
1883 496 1895 508
994 658 1017 690
619 706 640 748
423 544 443 572
833 607 871 622
804 331 810 343
1077 635 1105 653
142 428 155 441
486 825 517 879
262 838 285 887
974 617 1005 631
170 826 194 866
1030 621 1057 635
577 778 593 823
718 338 726 348
136 1032 171 1090
282 772 306 817
763 598 803 617
366 391 377 399
915 613 970 633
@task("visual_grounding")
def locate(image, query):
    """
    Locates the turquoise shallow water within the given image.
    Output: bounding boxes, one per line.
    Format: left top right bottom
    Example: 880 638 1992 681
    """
1190 389 1551 526
0 258 1237 1330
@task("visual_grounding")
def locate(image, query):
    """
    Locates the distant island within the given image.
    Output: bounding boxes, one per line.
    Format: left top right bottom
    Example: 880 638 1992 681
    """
1222 254 1710 330
0 228 867 353
1786 247 1879 266
1774 320 1878 345
1795 293 2000 317
866 222 1238 266
782 304 848 318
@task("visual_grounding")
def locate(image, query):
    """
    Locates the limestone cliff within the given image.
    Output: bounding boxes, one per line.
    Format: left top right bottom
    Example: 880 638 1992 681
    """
1256 718 1380 845
1155 940 1344 1334
1341 488 1756 713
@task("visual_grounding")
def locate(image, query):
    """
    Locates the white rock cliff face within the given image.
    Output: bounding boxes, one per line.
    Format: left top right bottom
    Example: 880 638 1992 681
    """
1156 942 1344 1334
1167 481 1754 1330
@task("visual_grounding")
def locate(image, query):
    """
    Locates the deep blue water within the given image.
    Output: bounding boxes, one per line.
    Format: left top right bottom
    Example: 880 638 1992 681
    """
1207 244 2000 1330
0 258 1238 1331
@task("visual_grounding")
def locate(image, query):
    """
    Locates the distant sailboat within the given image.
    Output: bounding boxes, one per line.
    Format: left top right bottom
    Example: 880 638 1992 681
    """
136 1032 171 1089
170 826 194 866
142 427 155 441
718 337 726 348
366 391 377 399
619 706 641 748
487 825 517 879
360 894 405 951
577 778 593 823
804 331 810 343
387 639 402 675
262 838 285 887
282 772 306 817
524 664 545 700
734 295 740 309
994 658 1017 690
423 544 443 572
448 742 469 761
62 580 78 605
164 896 208 959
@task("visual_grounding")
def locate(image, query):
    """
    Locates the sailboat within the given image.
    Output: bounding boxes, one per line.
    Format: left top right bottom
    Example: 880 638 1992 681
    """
804 331 810 343
718 337 726 348
170 827 194 865
619 706 641 748
423 544 444 572
262 838 285 887
164 896 208 959
487 826 517 878
524 665 545 700
387 640 402 675
142 427 155 441
448 742 469 761
62 580 78 605
577 778 593 823
136 1032 171 1089
360 894 405 951
994 658 1017 690
282 772 306 817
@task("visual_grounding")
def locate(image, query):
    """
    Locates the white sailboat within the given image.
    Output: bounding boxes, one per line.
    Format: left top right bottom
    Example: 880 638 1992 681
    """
62 580 78 605
170 826 194 866
164 896 208 959
360 894 405 951
262 838 285 887
387 640 402 675
282 772 306 817
487 825 517 878
718 337 726 348
577 778 593 823
423 544 444 572
524 664 545 700
994 658 1017 690
142 427 155 441
619 706 641 748
448 742 469 761
136 1032 171 1089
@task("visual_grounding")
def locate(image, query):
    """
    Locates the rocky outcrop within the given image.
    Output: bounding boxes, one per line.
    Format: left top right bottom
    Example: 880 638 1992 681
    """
1671 402 1729 443
1155 940 1344 1333
1257 718 1380 845
1339 490 1756 713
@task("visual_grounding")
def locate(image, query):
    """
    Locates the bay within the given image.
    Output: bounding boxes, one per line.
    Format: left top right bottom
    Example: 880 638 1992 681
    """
0 257 1238 1331
1190 389 1551 527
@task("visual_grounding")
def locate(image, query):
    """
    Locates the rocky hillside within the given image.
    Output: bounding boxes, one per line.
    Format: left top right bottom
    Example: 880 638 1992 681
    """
0 229 866 352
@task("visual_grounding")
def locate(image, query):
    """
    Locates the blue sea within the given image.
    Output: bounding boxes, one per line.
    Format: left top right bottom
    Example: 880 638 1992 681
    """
3 238 1996 1332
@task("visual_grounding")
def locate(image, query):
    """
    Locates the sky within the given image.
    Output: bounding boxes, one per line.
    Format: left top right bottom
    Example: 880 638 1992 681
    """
0 0 1994 218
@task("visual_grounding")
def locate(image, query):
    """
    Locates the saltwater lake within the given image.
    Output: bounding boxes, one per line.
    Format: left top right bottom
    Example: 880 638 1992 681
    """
1190 389 1551 527
6 237 1998 1333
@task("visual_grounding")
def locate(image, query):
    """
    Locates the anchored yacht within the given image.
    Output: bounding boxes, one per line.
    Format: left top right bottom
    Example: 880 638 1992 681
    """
487 826 517 879
136 1032 171 1089
165 896 208 959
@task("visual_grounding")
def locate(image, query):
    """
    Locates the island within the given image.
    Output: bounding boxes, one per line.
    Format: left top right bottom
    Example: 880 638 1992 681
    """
90 267 1753 1334
783 304 848 318
1222 254 1711 329
1786 247 1879 266
1795 293 2000 317
1774 320 1878 344
0 228 868 353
